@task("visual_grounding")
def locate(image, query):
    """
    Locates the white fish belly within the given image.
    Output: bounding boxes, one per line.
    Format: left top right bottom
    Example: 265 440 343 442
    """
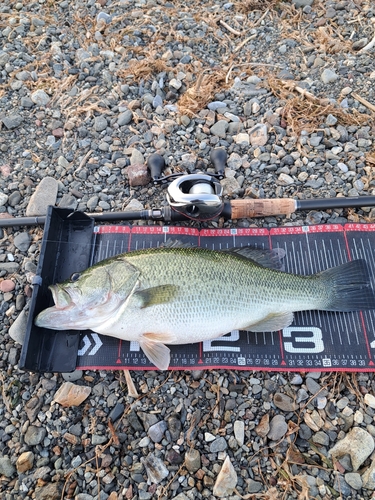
91 292 292 345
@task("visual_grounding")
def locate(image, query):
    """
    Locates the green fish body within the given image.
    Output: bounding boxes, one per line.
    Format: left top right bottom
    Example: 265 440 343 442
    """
35 247 375 370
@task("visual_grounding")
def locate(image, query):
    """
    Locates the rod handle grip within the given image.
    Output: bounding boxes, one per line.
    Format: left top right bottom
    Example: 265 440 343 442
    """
230 198 297 219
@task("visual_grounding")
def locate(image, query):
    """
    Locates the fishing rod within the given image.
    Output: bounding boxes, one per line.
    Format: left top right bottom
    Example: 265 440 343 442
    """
1 148 375 228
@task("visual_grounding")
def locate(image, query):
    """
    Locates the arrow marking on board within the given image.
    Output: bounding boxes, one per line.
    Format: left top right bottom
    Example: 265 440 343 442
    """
78 334 103 356
90 334 103 355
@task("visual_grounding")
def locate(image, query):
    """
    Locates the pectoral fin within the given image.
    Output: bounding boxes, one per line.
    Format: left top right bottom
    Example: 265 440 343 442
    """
244 312 294 332
134 285 178 308
139 332 177 370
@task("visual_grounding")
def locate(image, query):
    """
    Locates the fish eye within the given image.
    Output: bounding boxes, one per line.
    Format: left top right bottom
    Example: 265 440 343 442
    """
70 272 81 282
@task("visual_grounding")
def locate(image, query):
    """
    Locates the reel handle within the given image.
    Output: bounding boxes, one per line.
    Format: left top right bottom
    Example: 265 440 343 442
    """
210 148 227 177
147 154 165 183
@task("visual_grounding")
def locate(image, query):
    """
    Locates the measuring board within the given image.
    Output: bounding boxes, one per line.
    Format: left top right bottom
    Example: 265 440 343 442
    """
75 223 375 372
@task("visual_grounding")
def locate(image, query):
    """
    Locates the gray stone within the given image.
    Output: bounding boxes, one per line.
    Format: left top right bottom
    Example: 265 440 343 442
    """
321 69 339 84
109 403 125 422
14 232 31 252
118 110 133 126
298 424 312 441
141 453 169 484
94 115 108 132
333 475 351 497
0 50 10 66
309 136 322 147
210 436 227 453
31 89 50 106
292 0 313 7
268 414 288 441
139 436 150 447
128 411 144 431
62 370 83 382
185 448 201 473
329 427 375 471
169 78 182 90
124 199 144 212
210 120 229 138
9 309 28 344
362 457 375 489
312 431 330 446
248 123 268 146
305 377 323 396
130 149 145 165
234 420 245 446
0 192 8 207
247 478 263 493
278 173 294 185
0 456 16 477
58 194 78 210
213 456 237 497
26 177 59 216
8 191 22 206
227 152 243 170
20 97 34 108
173 494 189 500
16 70 32 81
24 425 46 446
97 12 112 23
148 421 167 443
326 114 338 126
137 412 159 431
220 177 240 196
92 434 107 445
2 114 23 129
273 393 297 412
345 472 362 490
35 482 61 500
0 262 20 273
208 101 227 111
87 195 99 211
167 414 181 440
153 95 163 108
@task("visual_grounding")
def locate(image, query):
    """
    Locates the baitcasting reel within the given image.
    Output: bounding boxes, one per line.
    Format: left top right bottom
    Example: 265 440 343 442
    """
147 148 227 221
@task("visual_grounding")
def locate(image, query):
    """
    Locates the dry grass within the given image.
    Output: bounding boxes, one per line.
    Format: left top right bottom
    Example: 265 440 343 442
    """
177 68 231 117
235 0 280 14
118 55 173 83
265 75 371 136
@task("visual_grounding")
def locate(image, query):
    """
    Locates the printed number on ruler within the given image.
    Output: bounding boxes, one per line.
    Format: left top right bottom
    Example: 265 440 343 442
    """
282 327 324 353
203 330 240 352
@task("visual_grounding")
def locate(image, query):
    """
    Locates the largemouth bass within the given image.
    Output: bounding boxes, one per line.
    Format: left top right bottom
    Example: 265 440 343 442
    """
35 246 375 370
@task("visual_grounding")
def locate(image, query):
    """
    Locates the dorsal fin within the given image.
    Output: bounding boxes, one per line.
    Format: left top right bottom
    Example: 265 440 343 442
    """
226 247 286 270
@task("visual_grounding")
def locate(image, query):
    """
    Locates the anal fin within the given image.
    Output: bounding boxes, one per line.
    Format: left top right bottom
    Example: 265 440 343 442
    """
139 332 177 370
244 312 294 332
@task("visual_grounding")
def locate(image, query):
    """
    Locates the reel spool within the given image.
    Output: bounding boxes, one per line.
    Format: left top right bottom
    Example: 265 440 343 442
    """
167 174 224 220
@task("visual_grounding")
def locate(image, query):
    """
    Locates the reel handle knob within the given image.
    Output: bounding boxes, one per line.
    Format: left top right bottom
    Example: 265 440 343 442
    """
147 154 165 183
210 148 227 178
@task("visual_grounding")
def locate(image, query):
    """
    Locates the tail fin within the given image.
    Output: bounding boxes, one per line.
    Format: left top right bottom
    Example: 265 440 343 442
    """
320 259 375 311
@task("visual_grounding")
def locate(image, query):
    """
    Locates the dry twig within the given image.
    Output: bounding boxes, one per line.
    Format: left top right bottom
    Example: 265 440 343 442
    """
219 19 242 36
352 92 375 113
124 370 139 398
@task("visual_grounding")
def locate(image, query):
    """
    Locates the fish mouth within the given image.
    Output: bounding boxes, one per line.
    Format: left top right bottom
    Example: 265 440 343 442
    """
34 285 76 330
49 284 73 309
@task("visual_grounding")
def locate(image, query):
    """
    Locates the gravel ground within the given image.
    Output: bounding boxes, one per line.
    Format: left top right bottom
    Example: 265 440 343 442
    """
1 0 375 498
